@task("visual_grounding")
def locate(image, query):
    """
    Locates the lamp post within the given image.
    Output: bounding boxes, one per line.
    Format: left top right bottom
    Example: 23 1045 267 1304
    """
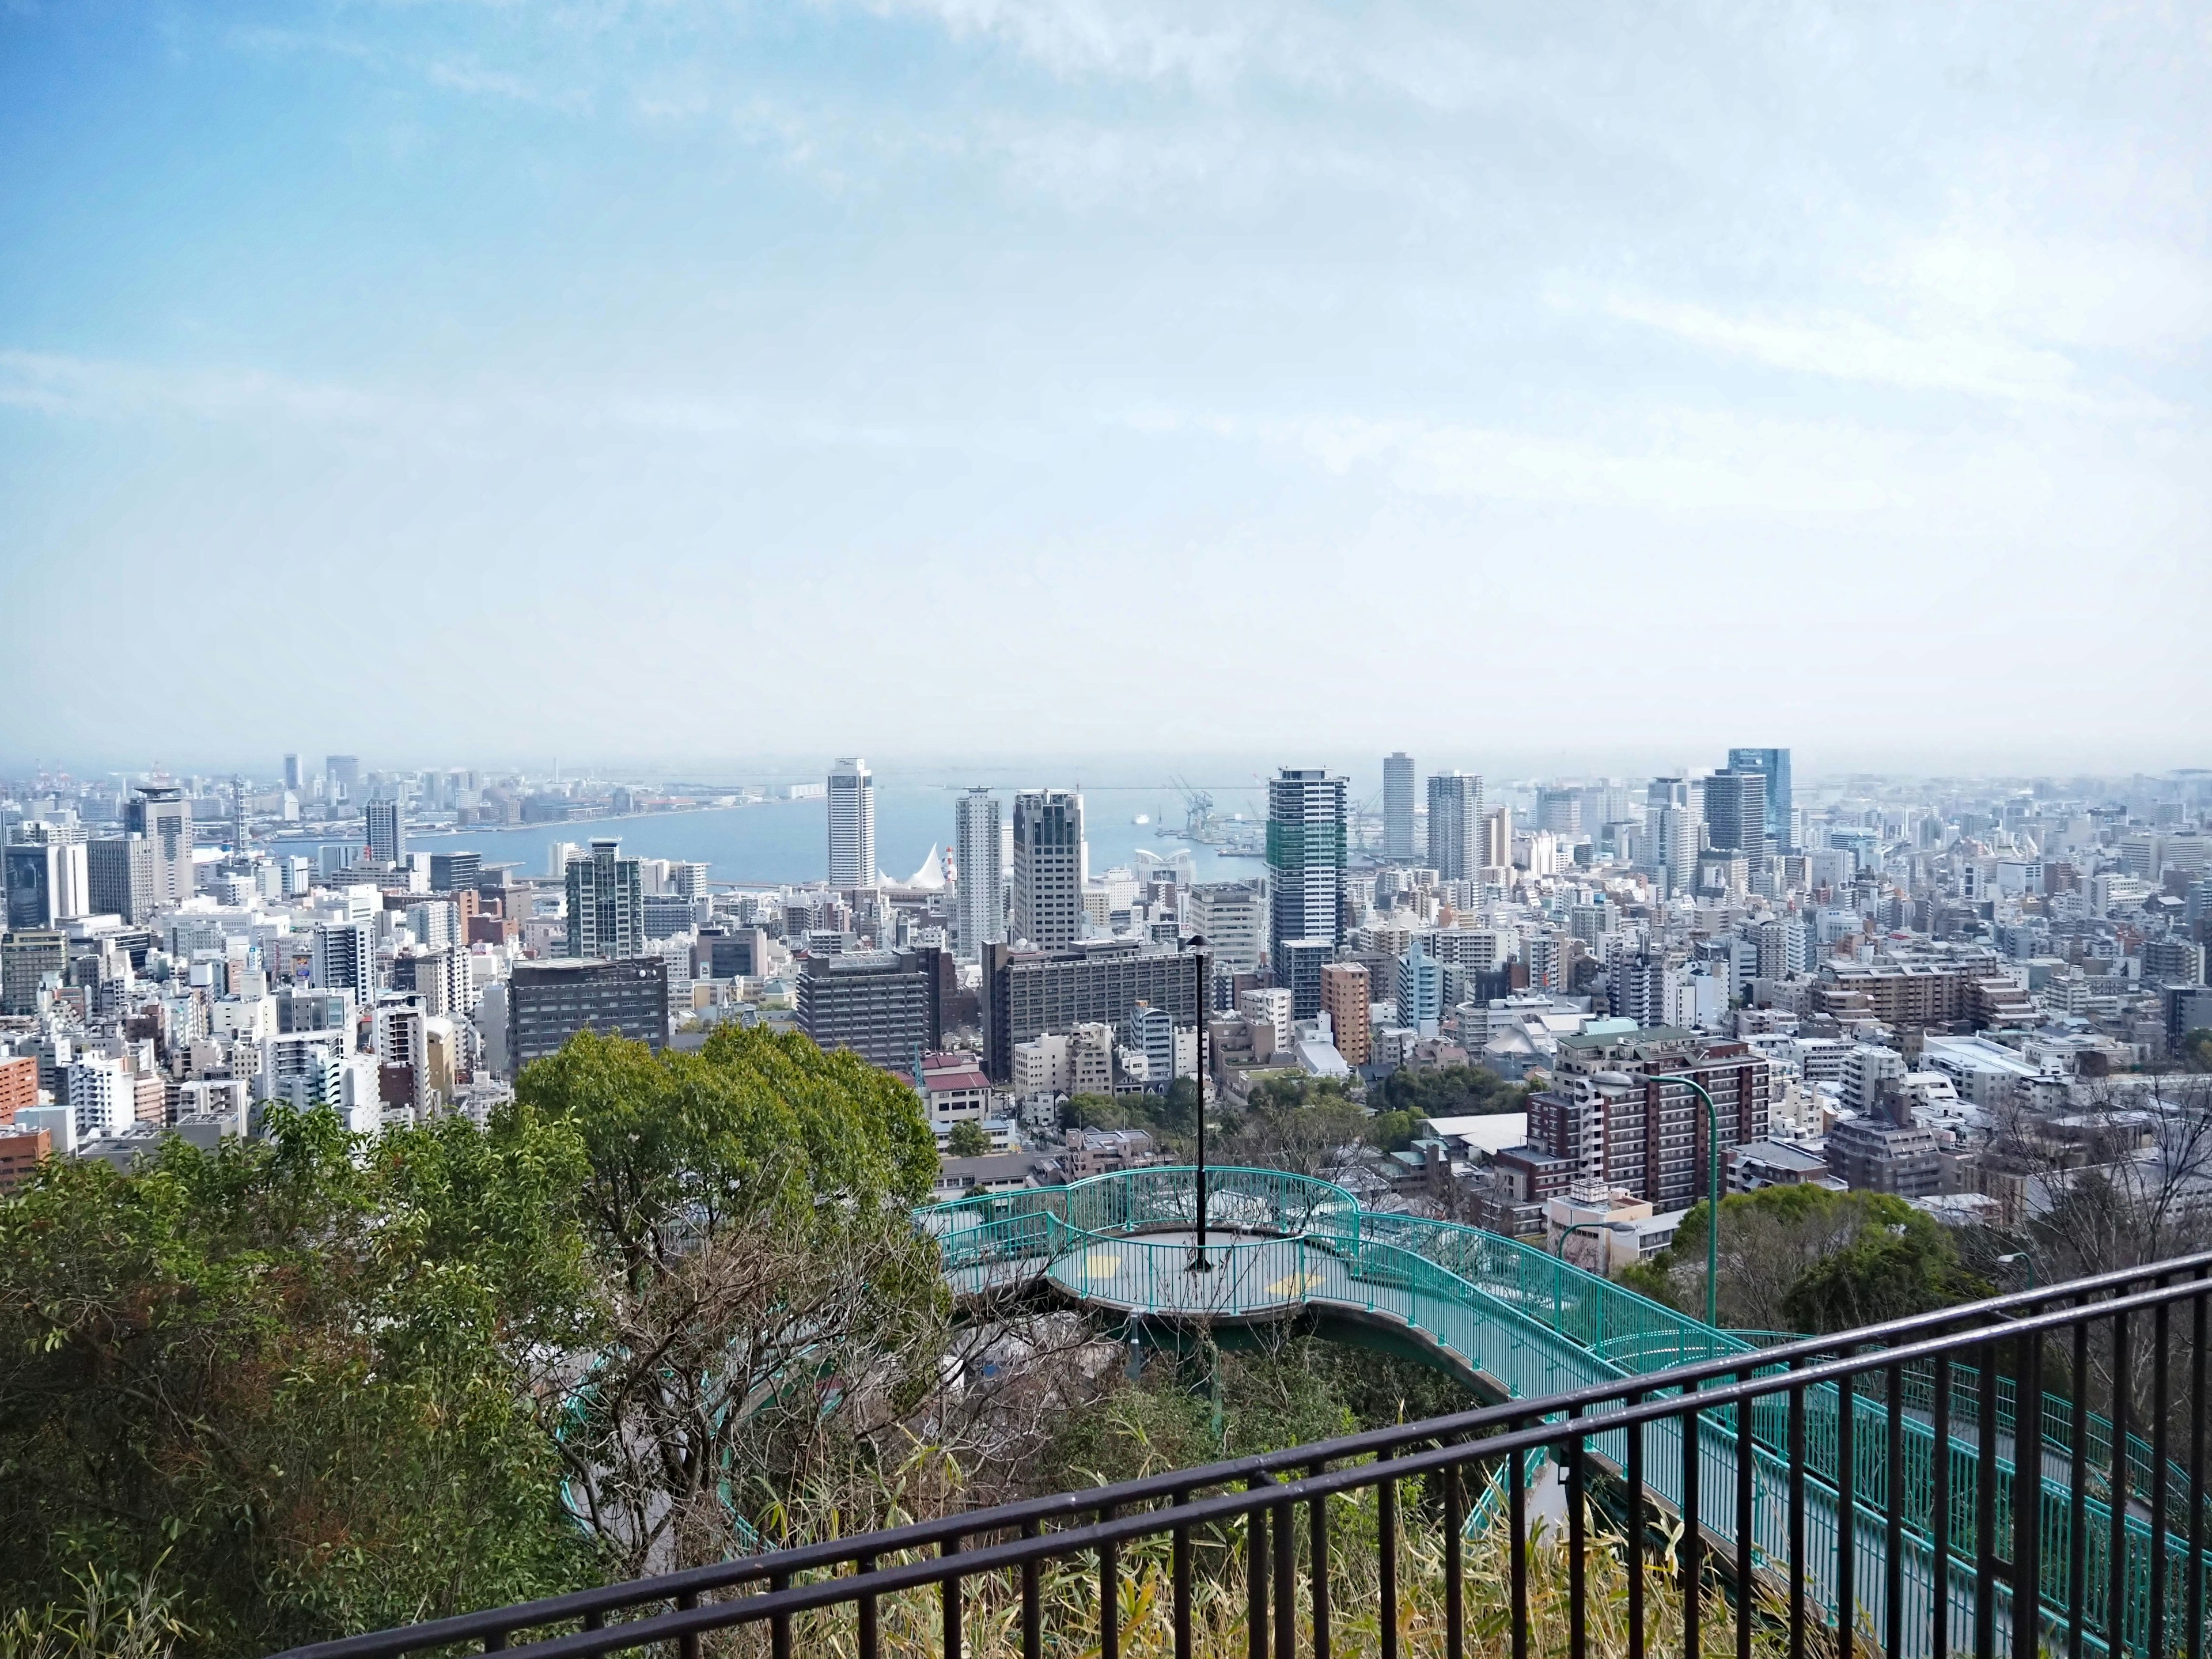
1996 1249 2037 1290
1187 935 1213 1274
1656 1073 1724 1330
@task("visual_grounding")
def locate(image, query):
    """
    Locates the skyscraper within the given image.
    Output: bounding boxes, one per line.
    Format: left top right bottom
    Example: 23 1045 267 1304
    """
827 759 877 888
1703 768 1770 859
1382 753 1416 861
282 753 302 792
326 755 361 803
1654 807 1700 897
124 785 191 909
4 843 63 929
1426 771 1484 880
1725 748 1794 853
1013 789 1084 949
365 799 404 866
1267 768 1347 1016
565 838 643 959
953 789 1005 959
88 835 155 923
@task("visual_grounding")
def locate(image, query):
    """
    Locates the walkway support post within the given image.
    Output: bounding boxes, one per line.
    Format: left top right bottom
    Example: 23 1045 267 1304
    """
1656 1073 1724 1330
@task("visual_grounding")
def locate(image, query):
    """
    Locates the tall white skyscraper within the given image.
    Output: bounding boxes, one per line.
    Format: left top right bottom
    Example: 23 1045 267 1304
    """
827 758 876 888
953 788 1004 958
1382 753 1416 861
1013 789 1084 948
1425 771 1484 881
124 784 191 908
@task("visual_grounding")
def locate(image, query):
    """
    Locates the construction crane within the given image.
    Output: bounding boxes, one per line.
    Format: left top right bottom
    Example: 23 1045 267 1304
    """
1167 776 1219 843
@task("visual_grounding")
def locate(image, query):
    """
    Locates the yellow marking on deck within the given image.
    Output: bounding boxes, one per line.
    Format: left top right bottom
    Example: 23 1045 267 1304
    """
1266 1270 1324 1298
1083 1250 1122 1277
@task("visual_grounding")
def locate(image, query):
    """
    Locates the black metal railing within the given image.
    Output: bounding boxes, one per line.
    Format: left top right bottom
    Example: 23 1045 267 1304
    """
273 1252 2211 1659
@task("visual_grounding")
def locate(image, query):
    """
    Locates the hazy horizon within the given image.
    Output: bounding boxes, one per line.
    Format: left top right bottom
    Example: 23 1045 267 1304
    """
4 3 2207 767
5 745 2207 794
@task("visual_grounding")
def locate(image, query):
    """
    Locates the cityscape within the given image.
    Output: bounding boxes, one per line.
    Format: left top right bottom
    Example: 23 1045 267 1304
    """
6 749 2208 1222
5 1 2209 1654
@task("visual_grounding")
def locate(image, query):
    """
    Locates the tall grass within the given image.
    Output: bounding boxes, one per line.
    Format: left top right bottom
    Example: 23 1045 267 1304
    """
688 1482 1829 1659
0 1566 191 1659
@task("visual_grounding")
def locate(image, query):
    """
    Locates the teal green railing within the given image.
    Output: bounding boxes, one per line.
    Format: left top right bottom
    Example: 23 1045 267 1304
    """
920 1166 2206 1658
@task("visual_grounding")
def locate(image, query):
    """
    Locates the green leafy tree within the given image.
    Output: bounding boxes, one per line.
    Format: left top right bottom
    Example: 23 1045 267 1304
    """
516 1027 948 1575
1365 1109 1425 1153
1637 1184 1986 1334
1373 1063 1527 1119
945 1120 990 1157
0 1105 593 1656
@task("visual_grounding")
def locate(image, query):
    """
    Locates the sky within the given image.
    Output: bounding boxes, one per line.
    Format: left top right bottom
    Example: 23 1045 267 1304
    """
1 1 2207 778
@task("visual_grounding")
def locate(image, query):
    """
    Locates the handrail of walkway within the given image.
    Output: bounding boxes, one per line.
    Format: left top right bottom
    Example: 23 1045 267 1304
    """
926 1165 2212 1653
267 1256 2212 1659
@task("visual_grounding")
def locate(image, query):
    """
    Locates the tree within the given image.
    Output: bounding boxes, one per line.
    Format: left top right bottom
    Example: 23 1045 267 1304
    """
516 1026 949 1576
1218 1078 1368 1182
1633 1184 1985 1335
946 1120 990 1157
1373 1064 1526 1120
0 1105 593 1656
1366 1109 1424 1153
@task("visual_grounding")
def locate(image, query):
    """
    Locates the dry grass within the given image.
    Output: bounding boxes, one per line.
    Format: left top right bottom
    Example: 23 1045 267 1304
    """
687 1484 1827 1659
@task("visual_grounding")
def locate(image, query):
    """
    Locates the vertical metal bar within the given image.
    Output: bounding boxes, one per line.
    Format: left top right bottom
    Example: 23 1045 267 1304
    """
2147 1300 2170 1659
1099 1509 1119 1659
1837 1369 1856 1659
2069 1312 2090 1659
1737 1370 1756 1659
1022 1518 1042 1659
1274 1492 1294 1659
1932 1353 1953 1659
1311 1461 1331 1659
1444 1456 1465 1659
1567 1410 1588 1659
1628 1395 1648 1659
943 1536 962 1659
1684 1397 1703 1659
2013 1329 2043 1659
1249 1484 1270 1659
582 1611 605 1634
1975 1341 1998 1659
2187 1277 2207 1659
858 1554 879 1659
482 1631 507 1652
770 1573 792 1659
677 1590 700 1659
1789 1381 1807 1659
1175 1507 1194 1659
1886 1363 1905 1659
1380 1460 1400 1659
2108 1312 2130 1659
1510 1431 1529 1659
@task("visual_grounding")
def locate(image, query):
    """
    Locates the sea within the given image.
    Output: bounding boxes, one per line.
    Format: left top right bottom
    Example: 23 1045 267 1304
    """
276 781 1274 889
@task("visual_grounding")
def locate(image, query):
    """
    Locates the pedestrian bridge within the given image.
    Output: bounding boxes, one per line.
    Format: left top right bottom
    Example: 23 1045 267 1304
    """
922 1165 2202 1658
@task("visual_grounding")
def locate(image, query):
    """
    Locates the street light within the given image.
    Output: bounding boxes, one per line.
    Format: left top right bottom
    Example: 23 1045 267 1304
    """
1655 1073 1724 1329
1187 935 1213 1274
1996 1250 2037 1290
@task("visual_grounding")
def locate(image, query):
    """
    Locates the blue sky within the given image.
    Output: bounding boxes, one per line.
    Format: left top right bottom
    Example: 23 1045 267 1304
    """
2 2 2206 775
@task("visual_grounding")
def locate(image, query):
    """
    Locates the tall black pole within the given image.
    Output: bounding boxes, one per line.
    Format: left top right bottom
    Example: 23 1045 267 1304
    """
1189 935 1211 1272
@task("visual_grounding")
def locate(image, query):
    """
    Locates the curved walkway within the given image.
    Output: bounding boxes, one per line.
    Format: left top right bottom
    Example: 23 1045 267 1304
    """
922 1165 2198 1659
